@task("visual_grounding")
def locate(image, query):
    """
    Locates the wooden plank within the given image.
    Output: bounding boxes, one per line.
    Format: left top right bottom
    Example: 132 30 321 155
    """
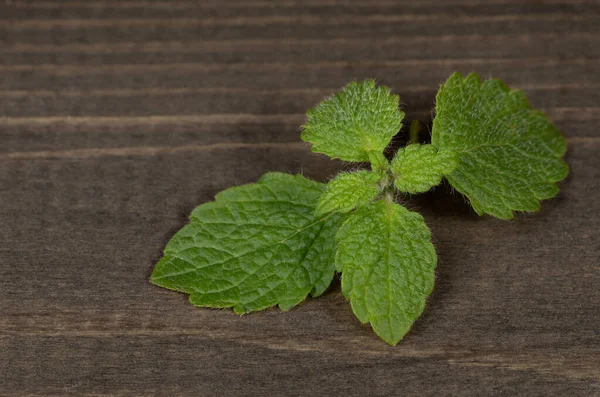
2 34 599 67
1 0 599 395
1 60 599 92
4 0 597 18
2 15 599 45
0 86 599 117
0 118 596 156
1 335 597 396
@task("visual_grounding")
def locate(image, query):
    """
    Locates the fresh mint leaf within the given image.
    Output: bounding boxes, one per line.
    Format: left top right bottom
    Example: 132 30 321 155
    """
301 79 404 162
335 199 437 345
432 72 569 219
391 144 459 194
315 170 382 217
151 172 344 313
368 150 390 173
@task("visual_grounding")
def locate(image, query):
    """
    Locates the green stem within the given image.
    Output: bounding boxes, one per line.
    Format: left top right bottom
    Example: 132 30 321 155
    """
409 120 421 145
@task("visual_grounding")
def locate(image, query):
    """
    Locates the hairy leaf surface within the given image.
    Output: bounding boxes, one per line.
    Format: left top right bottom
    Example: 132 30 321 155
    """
301 80 404 162
368 151 390 173
336 200 437 345
315 171 382 216
391 144 459 194
432 73 568 219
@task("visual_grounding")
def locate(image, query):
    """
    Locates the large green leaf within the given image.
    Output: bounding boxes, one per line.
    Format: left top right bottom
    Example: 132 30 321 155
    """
301 80 404 162
335 200 437 345
432 72 568 219
151 173 343 313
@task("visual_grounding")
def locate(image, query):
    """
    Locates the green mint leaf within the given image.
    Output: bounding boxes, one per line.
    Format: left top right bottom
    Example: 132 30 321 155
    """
315 170 382 217
432 72 569 219
391 144 459 194
368 150 390 173
335 199 437 345
151 172 344 313
301 79 404 162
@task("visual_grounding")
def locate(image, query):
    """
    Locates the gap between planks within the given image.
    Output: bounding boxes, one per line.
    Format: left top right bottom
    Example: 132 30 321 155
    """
4 14 598 29
2 33 597 54
0 83 599 98
0 58 597 74
7 0 596 9
0 108 597 125
0 114 306 125
0 142 308 161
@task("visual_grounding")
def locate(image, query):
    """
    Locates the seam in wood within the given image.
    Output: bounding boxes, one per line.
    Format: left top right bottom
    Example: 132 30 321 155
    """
0 114 306 126
4 14 597 29
2 33 598 54
0 83 599 98
0 108 598 127
0 142 309 161
7 0 595 9
0 58 596 74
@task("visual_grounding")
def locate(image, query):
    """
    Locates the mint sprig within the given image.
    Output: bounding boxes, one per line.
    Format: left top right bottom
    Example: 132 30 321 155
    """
151 73 568 345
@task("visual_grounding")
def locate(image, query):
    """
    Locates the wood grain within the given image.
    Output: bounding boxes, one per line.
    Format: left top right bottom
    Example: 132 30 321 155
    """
1 1 599 396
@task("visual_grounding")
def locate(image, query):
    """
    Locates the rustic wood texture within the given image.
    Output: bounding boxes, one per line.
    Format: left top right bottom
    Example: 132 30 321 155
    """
1 1 599 396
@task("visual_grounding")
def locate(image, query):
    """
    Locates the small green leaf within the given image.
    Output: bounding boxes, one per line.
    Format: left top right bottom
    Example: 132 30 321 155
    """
335 199 437 345
301 80 404 162
368 150 390 173
151 172 344 313
315 170 382 217
432 72 569 219
391 144 459 194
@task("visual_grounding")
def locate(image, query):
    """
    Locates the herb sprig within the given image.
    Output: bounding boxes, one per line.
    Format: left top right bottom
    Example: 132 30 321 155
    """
151 73 568 345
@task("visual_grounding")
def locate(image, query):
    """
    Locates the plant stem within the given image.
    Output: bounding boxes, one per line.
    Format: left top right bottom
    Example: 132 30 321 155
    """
409 120 421 145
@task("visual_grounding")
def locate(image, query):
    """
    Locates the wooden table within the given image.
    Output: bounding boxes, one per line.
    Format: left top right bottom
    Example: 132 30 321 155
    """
1 1 599 395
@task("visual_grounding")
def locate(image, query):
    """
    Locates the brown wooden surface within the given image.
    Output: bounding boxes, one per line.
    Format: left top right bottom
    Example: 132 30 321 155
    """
1 1 599 396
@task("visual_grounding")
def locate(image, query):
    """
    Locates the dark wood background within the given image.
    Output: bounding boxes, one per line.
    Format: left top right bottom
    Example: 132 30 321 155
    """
1 1 599 396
